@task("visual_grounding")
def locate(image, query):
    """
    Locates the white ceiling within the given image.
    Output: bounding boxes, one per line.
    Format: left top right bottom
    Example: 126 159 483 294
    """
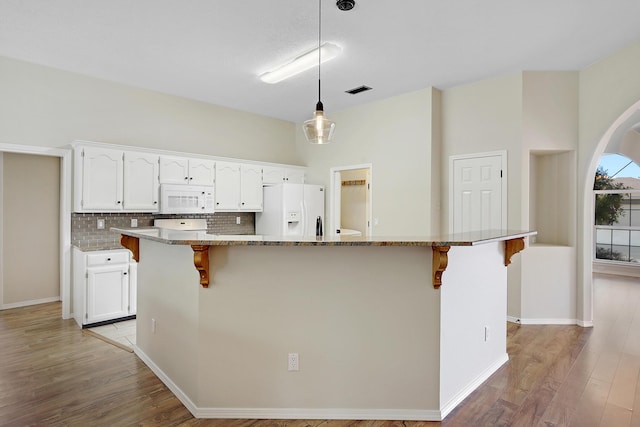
2 0 640 123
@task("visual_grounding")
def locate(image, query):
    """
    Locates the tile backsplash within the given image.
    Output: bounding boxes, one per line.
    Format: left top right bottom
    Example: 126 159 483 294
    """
72 212 255 250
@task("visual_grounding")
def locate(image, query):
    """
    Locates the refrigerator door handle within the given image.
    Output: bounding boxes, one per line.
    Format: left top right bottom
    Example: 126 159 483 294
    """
301 199 307 236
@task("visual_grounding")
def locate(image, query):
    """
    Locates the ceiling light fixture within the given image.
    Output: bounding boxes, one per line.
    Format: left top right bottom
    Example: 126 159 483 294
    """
303 0 336 144
259 42 341 84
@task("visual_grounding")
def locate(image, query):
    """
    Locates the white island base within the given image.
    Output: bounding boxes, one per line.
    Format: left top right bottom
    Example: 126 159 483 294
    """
120 230 533 422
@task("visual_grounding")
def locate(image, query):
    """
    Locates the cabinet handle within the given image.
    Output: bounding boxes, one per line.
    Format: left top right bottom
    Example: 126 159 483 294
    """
242 202 245 205
154 201 158 204
185 177 188 180
123 272 128 275
189 177 193 180
117 201 121 204
106 258 111 261
216 202 220 205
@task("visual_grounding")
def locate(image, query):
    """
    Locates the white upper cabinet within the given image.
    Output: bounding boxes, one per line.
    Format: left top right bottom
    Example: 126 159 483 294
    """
189 159 216 186
159 156 215 186
73 142 305 213
215 161 263 211
75 146 159 212
159 156 189 185
123 152 159 211
80 147 124 211
263 166 306 185
285 168 306 184
215 161 241 210
240 164 263 210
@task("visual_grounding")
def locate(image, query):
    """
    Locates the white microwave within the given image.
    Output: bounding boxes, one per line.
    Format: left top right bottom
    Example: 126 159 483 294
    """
160 184 215 214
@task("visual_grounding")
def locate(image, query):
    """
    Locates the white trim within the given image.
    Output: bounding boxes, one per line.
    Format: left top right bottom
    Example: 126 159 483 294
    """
0 143 72 319
195 407 441 421
508 316 592 327
439 353 509 419
506 316 521 324
329 163 373 237
134 346 199 416
1 296 60 310
135 346 440 421
517 318 579 325
448 150 508 234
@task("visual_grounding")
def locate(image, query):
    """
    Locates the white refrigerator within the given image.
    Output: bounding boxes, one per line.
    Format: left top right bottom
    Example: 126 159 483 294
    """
256 183 325 237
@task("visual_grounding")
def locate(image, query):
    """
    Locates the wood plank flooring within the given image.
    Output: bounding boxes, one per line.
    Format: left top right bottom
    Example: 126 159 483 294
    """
0 274 638 426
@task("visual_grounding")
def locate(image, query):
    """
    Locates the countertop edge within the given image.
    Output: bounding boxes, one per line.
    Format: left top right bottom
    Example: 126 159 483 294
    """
111 228 537 247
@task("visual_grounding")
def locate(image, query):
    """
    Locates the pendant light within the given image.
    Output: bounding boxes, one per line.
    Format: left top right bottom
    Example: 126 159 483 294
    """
303 0 336 144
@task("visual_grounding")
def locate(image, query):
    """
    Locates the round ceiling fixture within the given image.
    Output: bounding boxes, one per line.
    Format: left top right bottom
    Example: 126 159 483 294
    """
336 0 355 11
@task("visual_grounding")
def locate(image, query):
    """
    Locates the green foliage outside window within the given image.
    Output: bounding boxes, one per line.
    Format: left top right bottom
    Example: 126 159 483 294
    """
594 166 628 225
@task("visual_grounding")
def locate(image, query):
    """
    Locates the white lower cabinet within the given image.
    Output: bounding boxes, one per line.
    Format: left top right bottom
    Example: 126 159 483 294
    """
73 248 136 327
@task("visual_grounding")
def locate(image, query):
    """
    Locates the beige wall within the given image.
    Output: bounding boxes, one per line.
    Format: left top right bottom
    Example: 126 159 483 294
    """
577 39 640 322
2 153 60 305
296 87 440 236
0 56 298 164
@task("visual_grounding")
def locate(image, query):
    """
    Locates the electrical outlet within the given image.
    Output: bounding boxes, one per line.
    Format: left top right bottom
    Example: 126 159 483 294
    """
484 326 490 342
152 318 157 334
236 216 241 225
97 218 105 230
288 353 299 371
131 218 138 228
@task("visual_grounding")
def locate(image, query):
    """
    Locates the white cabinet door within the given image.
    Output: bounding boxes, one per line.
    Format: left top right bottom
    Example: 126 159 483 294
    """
215 161 241 210
124 152 159 211
189 159 216 186
160 156 190 185
81 147 123 211
262 166 306 184
263 166 286 184
86 264 130 324
285 168 306 184
241 164 263 211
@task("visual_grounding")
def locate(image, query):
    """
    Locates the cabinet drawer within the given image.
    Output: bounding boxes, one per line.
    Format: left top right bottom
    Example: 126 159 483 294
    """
86 251 130 266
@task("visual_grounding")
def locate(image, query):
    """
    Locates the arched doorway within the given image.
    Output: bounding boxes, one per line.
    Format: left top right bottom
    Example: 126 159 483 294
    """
580 100 640 325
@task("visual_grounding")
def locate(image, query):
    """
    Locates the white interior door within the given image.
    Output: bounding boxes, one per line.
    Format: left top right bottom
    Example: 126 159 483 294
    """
451 152 506 234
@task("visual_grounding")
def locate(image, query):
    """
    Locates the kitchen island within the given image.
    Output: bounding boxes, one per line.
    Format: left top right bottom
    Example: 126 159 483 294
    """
115 228 534 421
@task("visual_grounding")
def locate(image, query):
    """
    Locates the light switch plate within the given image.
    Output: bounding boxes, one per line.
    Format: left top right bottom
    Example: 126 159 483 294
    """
97 219 105 230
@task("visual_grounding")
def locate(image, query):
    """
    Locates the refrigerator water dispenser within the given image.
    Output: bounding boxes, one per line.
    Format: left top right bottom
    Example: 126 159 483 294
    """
286 211 300 222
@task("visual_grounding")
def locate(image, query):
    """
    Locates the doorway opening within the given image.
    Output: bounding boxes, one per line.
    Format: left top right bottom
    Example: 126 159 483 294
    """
0 144 72 319
329 164 373 237
581 99 640 326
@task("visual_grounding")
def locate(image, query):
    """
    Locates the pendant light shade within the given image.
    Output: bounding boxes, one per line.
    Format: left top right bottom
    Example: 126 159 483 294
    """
303 101 336 144
304 0 336 144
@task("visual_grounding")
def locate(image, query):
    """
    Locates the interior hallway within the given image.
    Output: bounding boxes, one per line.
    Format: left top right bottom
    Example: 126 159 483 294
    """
0 274 638 426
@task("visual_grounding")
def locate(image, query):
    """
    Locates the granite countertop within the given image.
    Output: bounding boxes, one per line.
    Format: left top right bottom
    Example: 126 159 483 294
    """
112 227 536 247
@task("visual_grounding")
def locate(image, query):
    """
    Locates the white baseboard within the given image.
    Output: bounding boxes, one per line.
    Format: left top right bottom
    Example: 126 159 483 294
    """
1 296 60 310
518 318 578 325
134 346 199 417
195 407 441 421
134 346 441 421
508 316 593 328
439 353 509 419
576 319 594 328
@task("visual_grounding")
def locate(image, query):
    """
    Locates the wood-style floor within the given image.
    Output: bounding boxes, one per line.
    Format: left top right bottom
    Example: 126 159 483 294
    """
0 274 639 426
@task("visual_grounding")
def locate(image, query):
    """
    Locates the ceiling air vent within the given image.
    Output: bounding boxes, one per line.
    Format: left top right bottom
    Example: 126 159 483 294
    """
345 85 372 95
